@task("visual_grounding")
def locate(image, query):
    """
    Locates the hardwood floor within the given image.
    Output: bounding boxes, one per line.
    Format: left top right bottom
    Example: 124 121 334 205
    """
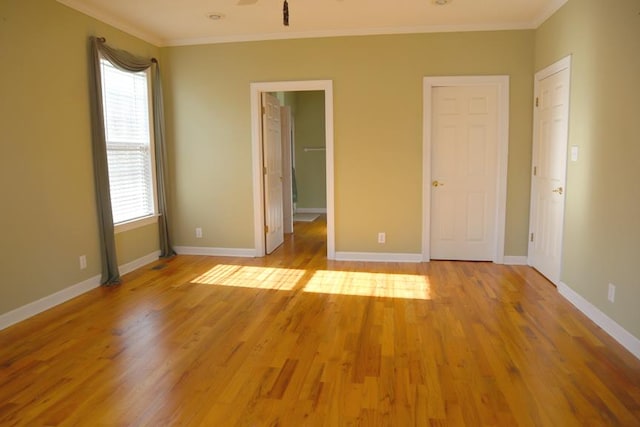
1 217 639 426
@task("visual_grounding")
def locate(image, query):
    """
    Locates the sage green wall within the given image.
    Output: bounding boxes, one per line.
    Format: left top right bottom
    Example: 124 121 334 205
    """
283 92 298 109
293 91 326 210
535 0 640 338
0 0 159 315
163 31 534 254
3 0 636 352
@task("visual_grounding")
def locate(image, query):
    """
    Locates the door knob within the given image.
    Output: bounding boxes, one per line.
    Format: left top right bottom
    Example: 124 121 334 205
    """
432 180 444 187
552 186 563 195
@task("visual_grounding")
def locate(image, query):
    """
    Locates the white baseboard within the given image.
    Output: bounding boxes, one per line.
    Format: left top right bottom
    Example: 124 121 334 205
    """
295 208 327 214
174 246 257 258
503 256 528 265
558 281 640 360
334 251 423 263
120 250 161 275
0 250 162 332
0 274 101 331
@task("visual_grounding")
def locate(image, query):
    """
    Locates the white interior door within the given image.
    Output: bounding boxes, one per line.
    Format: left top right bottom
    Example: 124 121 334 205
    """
281 106 294 234
430 85 499 261
528 57 571 284
262 93 284 254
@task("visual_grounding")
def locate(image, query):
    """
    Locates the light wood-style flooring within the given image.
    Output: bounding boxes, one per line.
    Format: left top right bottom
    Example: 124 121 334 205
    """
1 217 639 426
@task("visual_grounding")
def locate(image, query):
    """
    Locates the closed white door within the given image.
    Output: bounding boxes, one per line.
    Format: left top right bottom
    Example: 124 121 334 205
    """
528 58 571 284
262 93 284 254
430 85 499 260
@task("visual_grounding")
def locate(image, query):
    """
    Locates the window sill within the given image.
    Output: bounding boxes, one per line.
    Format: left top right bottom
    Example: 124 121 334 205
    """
114 214 159 234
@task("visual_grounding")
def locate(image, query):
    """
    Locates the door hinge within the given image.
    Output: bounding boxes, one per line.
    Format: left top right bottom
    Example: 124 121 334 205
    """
535 97 539 107
533 166 537 176
265 224 269 233
263 166 267 175
262 106 266 115
530 233 534 243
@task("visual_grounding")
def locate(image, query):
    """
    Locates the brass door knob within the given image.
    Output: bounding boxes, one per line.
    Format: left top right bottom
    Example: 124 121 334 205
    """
552 186 563 195
432 180 444 187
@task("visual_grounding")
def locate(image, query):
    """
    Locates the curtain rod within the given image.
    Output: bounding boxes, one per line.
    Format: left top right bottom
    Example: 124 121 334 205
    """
97 36 157 63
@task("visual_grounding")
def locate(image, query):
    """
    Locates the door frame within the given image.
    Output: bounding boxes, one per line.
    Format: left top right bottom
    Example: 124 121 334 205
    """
527 55 571 284
422 76 510 263
250 80 335 259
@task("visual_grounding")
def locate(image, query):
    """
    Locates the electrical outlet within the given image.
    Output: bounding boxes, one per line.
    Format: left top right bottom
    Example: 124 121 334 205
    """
378 232 386 244
195 227 203 238
607 283 616 303
79 255 87 270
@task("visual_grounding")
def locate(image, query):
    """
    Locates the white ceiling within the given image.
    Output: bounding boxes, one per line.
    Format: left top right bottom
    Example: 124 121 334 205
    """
57 0 567 47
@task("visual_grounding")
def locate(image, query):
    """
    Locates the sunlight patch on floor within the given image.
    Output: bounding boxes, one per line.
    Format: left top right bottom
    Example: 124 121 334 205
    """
304 270 432 300
191 264 305 291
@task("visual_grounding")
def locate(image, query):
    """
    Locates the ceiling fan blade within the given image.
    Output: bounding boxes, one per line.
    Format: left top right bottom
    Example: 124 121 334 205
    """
237 0 259 5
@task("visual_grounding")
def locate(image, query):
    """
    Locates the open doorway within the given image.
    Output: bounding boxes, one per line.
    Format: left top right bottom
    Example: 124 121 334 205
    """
278 91 327 229
250 81 335 259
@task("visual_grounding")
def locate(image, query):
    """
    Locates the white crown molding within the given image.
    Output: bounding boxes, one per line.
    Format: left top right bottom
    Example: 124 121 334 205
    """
56 0 165 46
558 281 640 360
174 246 257 258
531 0 569 28
166 21 535 47
57 0 566 47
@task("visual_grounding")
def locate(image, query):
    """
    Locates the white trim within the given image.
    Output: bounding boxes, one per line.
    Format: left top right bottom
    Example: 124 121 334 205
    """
114 214 159 234
0 275 101 331
119 250 161 275
531 0 569 28
535 55 572 81
422 76 510 263
295 208 327 214
503 256 528 265
0 250 163 331
167 22 536 47
100 60 159 230
251 80 335 260
558 282 640 360
174 246 257 258
58 0 565 48
56 0 164 46
527 55 572 283
334 252 422 263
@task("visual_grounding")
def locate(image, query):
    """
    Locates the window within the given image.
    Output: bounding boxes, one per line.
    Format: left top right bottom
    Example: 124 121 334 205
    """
100 57 157 230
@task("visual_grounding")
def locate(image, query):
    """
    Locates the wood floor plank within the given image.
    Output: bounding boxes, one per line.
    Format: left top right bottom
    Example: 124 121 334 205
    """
0 216 639 426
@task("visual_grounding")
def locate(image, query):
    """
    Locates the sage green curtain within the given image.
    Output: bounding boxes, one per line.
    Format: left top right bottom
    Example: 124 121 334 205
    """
151 65 175 259
89 37 175 285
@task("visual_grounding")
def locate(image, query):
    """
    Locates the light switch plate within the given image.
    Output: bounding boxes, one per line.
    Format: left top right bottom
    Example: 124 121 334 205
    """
570 145 579 162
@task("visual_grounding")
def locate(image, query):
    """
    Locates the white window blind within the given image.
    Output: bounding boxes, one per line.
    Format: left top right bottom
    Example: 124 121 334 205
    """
100 58 156 225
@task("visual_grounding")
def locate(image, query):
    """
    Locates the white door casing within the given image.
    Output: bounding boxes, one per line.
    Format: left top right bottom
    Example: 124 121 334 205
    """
262 93 284 254
430 85 499 261
528 56 571 285
250 80 335 258
423 76 510 263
